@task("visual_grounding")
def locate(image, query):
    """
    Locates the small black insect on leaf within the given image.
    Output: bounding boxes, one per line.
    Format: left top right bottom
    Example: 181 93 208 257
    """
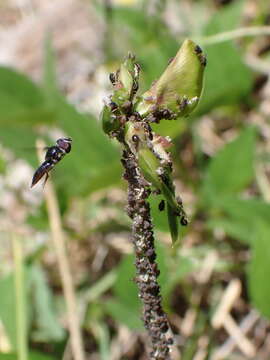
158 199 165 212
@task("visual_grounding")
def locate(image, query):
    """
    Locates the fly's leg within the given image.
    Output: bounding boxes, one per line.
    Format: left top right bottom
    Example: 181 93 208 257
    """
42 172 49 188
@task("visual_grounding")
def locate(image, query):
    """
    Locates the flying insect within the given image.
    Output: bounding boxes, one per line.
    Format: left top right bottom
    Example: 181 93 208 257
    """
31 137 72 188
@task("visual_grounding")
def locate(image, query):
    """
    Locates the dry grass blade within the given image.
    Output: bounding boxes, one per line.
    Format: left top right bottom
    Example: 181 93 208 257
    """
198 26 270 45
211 279 256 359
213 310 259 360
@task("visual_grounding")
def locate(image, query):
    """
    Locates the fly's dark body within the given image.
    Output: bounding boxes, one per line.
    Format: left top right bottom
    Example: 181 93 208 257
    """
31 137 72 187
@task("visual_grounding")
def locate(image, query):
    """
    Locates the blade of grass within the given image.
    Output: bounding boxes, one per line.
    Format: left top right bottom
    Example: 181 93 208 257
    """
11 232 28 360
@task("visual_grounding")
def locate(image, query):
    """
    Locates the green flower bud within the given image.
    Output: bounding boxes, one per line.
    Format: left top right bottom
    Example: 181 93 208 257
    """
101 104 120 135
119 63 133 94
124 121 147 153
138 148 182 245
136 39 206 118
111 54 140 106
125 122 180 213
125 121 185 245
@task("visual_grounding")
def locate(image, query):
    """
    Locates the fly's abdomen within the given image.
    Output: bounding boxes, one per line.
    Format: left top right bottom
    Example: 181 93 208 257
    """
31 161 54 187
31 137 72 189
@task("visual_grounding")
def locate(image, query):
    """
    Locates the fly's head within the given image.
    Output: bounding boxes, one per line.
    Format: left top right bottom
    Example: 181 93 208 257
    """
57 137 72 153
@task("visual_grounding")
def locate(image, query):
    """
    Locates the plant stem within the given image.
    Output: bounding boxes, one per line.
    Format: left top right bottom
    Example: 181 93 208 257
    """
197 26 270 45
11 233 28 360
121 148 173 360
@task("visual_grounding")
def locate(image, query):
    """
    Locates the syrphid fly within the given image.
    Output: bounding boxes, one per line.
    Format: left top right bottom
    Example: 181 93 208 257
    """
31 137 72 188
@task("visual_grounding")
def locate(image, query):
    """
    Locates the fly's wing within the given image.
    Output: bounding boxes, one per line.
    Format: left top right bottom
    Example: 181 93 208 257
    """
31 161 54 187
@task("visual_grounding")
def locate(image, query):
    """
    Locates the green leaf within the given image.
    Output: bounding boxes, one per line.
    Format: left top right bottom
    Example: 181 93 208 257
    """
196 0 252 114
28 266 64 342
0 266 32 350
215 197 270 222
0 60 121 196
41 39 121 195
153 243 168 294
28 352 56 360
208 196 270 244
208 218 253 244
0 67 53 125
151 119 186 138
0 264 63 352
203 127 257 198
0 66 44 111
196 42 253 114
167 204 179 245
0 66 56 167
0 351 56 360
149 193 170 232
51 95 120 196
95 323 110 360
204 0 244 36
104 299 142 330
162 256 196 302
83 270 117 303
0 274 17 348
249 221 270 320
42 33 58 102
87 162 122 194
42 34 122 195
0 152 7 174
113 255 139 309
0 126 42 167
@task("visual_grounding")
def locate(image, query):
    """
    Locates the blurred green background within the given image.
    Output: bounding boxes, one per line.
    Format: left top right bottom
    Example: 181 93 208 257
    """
1 0 270 359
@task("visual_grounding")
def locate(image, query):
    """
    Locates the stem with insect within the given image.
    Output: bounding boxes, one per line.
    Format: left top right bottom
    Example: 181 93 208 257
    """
101 40 206 358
